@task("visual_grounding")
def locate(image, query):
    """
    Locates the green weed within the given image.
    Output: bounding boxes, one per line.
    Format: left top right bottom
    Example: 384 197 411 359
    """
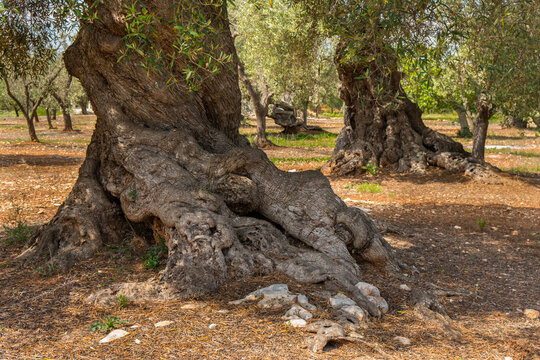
118 294 128 309
476 218 487 230
269 156 330 165
143 236 168 270
346 182 383 194
3 221 34 245
90 316 126 332
361 162 379 175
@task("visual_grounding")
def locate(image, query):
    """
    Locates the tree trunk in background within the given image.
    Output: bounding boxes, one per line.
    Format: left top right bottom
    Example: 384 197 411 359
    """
13 106 19 117
302 101 309 127
21 0 400 315
324 41 499 181
457 110 470 132
79 100 89 115
472 97 495 161
46 107 54 129
52 108 57 120
237 61 273 148
506 116 527 129
52 92 73 131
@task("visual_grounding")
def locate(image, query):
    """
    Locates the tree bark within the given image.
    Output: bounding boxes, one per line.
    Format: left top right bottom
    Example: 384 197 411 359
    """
79 100 89 115
237 61 273 148
13 105 19 117
21 0 401 315
52 91 73 131
457 109 469 132
324 41 499 181
302 101 309 127
46 107 54 129
472 96 495 162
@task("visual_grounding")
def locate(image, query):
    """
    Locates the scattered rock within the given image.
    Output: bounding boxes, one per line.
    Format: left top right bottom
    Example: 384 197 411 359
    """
129 325 140 329
154 321 174 328
286 318 307 327
454 225 461 229
341 305 366 322
329 293 356 308
99 329 128 344
297 294 316 311
134 339 141 344
229 284 296 308
511 230 519 236
209 323 218 329
356 282 388 314
400 284 411 291
524 309 539 319
217 309 229 314
394 336 411 346
305 320 346 353
181 303 204 310
283 305 313 320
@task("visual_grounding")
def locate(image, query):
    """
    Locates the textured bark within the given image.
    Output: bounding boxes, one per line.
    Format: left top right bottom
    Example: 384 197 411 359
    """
472 97 495 161
52 75 74 131
46 107 54 129
13 105 19 117
457 109 470 132
22 0 402 315
237 61 273 148
324 42 499 182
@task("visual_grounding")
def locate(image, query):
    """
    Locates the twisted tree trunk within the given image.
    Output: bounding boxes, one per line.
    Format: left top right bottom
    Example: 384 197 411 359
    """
21 0 400 315
324 42 499 182
237 61 273 148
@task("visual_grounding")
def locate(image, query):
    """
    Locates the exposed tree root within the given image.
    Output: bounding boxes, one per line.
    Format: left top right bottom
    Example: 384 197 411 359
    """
411 289 462 340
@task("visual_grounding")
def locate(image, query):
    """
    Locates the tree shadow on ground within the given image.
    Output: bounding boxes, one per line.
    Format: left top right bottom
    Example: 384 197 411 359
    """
0 154 83 168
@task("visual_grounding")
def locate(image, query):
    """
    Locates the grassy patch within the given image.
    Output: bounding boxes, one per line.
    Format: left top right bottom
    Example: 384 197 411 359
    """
503 166 540 174
485 148 540 158
245 132 338 148
40 139 91 144
3 221 34 245
345 182 383 194
269 156 331 165
423 113 457 121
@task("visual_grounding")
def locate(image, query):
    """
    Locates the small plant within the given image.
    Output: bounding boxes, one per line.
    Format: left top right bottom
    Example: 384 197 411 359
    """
118 294 128 309
36 263 56 276
3 221 34 245
128 189 137 200
476 218 487 230
356 182 383 194
143 236 168 270
361 162 379 175
90 316 126 332
519 132 525 138
457 127 473 138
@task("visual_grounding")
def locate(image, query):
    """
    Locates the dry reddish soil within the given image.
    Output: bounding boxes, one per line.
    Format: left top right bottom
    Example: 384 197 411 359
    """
0 115 539 359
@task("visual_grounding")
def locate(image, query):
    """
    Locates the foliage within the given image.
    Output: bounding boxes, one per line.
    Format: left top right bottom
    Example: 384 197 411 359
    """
3 221 34 245
143 237 168 270
345 182 383 194
476 218 487 230
361 162 379 175
90 316 126 332
118 294 128 309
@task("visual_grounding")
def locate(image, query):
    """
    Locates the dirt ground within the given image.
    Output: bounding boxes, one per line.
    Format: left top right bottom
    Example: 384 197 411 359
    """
1 115 539 359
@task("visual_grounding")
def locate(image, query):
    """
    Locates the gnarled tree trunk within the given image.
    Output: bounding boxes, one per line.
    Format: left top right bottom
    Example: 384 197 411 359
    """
46 107 54 129
21 0 401 316
324 42 499 182
472 96 495 162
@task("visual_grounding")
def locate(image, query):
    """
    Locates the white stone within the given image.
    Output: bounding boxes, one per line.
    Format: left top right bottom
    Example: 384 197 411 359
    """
454 225 462 229
283 305 313 320
129 325 140 329
399 284 411 291
285 318 307 327
394 336 411 346
329 293 356 308
288 169 297 173
367 295 389 314
134 339 141 344
154 321 174 327
524 309 539 319
217 309 229 314
297 294 316 311
99 329 128 344
181 303 203 309
250 284 289 297
355 282 381 297
341 305 366 322
209 323 218 329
